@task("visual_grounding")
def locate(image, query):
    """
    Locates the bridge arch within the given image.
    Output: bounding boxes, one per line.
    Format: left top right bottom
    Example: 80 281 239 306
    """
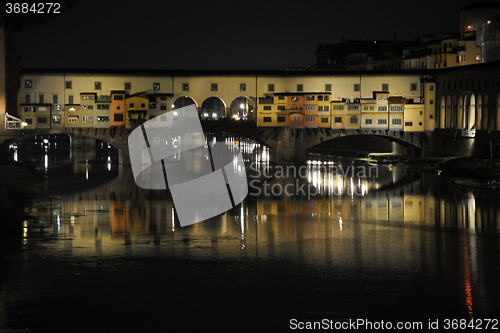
201 97 226 120
229 96 255 121
173 96 198 110
458 95 465 129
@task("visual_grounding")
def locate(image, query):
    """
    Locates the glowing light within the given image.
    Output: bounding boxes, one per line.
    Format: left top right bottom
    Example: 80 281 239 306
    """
173 111 178 116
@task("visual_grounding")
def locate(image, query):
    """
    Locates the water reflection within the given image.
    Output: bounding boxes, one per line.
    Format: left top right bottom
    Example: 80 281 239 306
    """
3 135 500 331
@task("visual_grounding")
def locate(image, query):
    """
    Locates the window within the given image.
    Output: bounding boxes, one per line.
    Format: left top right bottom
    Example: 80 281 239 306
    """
354 83 360 92
430 115 434 119
114 114 124 122
325 84 332 91
54 105 61 111
153 82 161 90
125 82 132 90
38 117 47 124
278 96 285 100
182 83 189 91
365 119 372 124
160 105 167 110
293 116 301 122
305 106 315 111
24 80 32 89
88 105 94 110
378 106 387 111
263 106 272 110
268 84 275 92
25 118 33 125
83 116 94 122
95 82 101 90
263 117 271 122
476 54 482 61
277 116 286 122
24 106 35 112
82 95 95 100
291 96 299 102
333 105 344 110
350 116 358 124
306 95 315 101
318 106 323 112
97 116 110 122
297 84 303 92
240 83 246 91
405 121 413 126
141 103 146 108
277 105 286 110
390 106 403 111
430 85 434 91
117 106 121 110
324 95 329 101
65 81 72 89
114 95 124 100
97 104 110 110
317 95 323 101
348 105 359 111
378 119 387 124
321 118 329 123
150 102 156 109
305 116 315 122
334 117 342 123
382 83 389 91
430 100 434 105
53 94 58 104
68 95 73 104
68 107 76 112
211 83 218 91
68 117 78 122
25 94 30 103
129 103 134 108
410 83 417 91
39 95 44 104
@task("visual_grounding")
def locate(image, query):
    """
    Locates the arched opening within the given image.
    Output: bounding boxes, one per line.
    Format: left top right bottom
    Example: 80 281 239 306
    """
229 97 255 121
469 94 476 130
476 94 482 130
446 95 452 128
173 96 197 110
483 93 489 130
457 95 463 129
439 96 445 129
462 95 469 129
201 97 226 120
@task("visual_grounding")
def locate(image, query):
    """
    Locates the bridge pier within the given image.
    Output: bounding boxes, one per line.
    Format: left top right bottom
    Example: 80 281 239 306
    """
275 128 307 164
119 148 131 165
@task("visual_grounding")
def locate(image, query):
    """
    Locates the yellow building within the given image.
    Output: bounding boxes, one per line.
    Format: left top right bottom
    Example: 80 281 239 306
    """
404 104 425 132
80 93 97 128
331 100 345 129
345 102 361 129
125 94 149 128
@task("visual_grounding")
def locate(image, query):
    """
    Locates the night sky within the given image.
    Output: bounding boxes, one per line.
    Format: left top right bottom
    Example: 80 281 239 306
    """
13 0 477 71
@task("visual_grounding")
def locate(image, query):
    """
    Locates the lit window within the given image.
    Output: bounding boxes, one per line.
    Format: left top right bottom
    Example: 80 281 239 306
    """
95 82 101 90
240 83 246 91
476 54 482 61
153 82 161 91
182 83 189 91
25 80 32 89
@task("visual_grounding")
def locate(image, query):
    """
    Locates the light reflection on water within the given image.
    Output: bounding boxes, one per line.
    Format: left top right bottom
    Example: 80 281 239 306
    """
2 136 500 331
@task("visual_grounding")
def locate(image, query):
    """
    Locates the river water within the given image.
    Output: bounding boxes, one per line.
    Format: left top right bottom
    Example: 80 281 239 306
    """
1 137 499 332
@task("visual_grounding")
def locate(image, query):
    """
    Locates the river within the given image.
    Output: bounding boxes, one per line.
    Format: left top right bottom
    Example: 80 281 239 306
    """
0 136 499 332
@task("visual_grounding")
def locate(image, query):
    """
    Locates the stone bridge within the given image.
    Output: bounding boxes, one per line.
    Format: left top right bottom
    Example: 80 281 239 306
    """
13 121 423 164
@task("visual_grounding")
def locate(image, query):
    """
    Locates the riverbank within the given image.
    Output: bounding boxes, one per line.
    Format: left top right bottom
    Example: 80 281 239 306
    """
405 156 500 181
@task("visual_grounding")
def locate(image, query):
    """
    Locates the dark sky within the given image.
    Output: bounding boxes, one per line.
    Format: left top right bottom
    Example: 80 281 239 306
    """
13 0 477 70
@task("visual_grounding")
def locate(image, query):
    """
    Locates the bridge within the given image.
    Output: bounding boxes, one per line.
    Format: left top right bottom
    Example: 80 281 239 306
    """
8 120 424 164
